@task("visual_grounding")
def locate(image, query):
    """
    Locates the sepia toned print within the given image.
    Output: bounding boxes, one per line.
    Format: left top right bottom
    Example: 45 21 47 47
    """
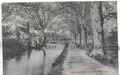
2 1 118 75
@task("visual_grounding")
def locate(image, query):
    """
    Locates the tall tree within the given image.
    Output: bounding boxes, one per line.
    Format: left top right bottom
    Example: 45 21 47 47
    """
89 2 104 57
89 1 117 57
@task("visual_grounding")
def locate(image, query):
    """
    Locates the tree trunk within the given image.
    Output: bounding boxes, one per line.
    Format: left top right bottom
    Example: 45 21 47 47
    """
74 34 77 44
26 22 31 48
99 2 106 55
77 33 81 45
78 24 82 47
84 27 87 47
41 28 46 46
89 2 105 57
81 25 87 48
79 32 81 46
16 28 20 40
41 28 46 56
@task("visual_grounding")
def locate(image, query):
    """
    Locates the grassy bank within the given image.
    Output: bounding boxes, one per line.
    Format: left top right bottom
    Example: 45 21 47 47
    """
48 43 69 75
86 41 118 69
96 45 118 69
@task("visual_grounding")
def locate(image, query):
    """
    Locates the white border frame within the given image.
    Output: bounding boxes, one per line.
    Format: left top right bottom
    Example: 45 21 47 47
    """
0 0 119 75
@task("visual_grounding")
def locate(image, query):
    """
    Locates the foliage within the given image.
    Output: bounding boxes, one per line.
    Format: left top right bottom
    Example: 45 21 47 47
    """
2 2 117 60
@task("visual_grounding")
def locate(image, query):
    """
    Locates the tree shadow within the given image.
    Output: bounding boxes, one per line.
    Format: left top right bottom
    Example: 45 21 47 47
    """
27 49 32 59
40 51 46 75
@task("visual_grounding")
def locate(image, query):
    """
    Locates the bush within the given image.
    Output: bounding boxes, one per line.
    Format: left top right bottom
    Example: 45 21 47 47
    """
3 39 27 59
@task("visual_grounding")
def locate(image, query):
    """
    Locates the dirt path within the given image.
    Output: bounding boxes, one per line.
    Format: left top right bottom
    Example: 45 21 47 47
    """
62 46 118 75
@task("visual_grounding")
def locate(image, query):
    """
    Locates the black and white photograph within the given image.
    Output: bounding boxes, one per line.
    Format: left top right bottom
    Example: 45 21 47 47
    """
1 1 118 75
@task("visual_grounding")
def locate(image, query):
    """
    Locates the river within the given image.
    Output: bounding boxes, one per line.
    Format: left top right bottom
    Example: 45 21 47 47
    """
3 43 64 75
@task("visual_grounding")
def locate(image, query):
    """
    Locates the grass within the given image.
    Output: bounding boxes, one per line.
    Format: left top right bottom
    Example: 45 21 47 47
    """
96 46 118 69
48 43 69 75
85 41 118 69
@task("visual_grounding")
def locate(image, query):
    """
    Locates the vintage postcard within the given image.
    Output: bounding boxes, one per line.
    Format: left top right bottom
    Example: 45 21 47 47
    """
1 1 118 75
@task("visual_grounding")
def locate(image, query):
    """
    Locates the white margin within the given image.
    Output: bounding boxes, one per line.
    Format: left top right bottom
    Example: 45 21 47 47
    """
0 0 119 75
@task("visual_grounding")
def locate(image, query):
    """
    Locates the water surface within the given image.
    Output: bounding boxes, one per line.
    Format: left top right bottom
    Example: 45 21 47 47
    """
3 44 64 75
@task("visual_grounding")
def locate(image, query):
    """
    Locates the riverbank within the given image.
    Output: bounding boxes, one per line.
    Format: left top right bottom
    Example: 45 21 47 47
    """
48 43 69 75
3 39 62 60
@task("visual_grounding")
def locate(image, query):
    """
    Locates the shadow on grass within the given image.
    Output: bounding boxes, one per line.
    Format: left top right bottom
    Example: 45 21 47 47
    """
48 43 69 75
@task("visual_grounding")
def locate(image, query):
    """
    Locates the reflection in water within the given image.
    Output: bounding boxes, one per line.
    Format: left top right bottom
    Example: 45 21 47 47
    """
25 50 44 75
41 55 46 75
15 56 22 62
27 50 32 59
3 44 64 75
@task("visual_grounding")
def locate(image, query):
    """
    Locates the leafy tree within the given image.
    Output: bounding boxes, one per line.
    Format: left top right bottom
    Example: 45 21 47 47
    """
89 1 117 57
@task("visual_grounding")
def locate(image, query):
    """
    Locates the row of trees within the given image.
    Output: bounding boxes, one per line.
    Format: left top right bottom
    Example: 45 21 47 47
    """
58 2 117 57
2 2 117 57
